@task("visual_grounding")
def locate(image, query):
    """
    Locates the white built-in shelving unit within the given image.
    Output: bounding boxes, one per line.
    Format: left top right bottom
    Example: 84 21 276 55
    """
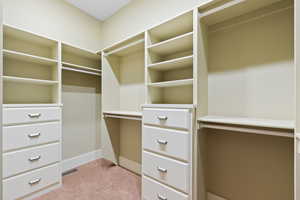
3 24 60 105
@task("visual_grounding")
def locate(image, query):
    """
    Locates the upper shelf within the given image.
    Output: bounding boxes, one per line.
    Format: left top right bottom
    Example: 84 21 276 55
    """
4 24 58 48
198 0 292 26
3 76 59 86
103 110 142 121
104 39 144 57
148 79 193 88
62 62 101 72
148 32 193 56
62 43 99 61
3 49 58 65
149 11 193 42
103 32 145 57
199 115 294 138
148 55 193 71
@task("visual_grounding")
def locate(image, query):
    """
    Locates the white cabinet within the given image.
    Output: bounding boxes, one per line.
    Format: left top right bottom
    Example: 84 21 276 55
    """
142 105 195 199
2 106 62 200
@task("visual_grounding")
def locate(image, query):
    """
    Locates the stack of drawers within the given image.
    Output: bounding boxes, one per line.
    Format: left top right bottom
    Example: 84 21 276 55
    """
142 105 194 200
2 106 62 200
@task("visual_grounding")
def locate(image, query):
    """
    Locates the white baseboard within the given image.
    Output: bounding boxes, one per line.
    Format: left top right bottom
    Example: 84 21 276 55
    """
207 192 228 200
62 149 103 173
119 156 141 175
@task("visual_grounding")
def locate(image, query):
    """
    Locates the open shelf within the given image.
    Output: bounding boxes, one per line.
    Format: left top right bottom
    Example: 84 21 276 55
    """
3 49 58 65
62 66 101 77
198 0 288 26
199 116 294 138
148 55 193 71
3 104 62 108
149 11 193 44
148 79 193 88
3 76 59 85
200 116 294 130
148 32 193 56
4 24 58 60
104 39 144 57
62 43 100 71
103 111 142 121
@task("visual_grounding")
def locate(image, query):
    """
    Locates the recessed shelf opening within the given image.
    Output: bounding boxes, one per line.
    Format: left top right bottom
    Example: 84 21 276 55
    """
148 11 193 45
4 25 58 60
62 43 101 71
202 0 294 122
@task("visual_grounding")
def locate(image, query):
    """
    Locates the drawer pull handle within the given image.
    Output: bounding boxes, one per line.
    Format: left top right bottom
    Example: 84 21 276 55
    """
29 178 41 185
28 113 41 118
157 166 167 173
157 194 167 200
28 132 41 138
28 155 41 162
156 139 168 145
157 116 168 120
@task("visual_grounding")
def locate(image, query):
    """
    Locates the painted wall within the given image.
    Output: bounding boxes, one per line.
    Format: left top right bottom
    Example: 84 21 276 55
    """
3 0 102 160
101 0 206 48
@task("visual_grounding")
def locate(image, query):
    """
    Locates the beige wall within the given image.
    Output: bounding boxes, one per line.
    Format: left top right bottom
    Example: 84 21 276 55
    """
3 0 102 51
101 0 206 48
3 0 102 160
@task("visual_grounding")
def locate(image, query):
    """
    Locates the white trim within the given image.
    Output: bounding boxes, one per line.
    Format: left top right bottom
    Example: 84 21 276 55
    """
119 156 141 175
22 183 61 200
62 149 102 173
207 192 228 200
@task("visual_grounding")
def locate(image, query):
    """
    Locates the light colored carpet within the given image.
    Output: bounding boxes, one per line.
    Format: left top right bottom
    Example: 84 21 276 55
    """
34 159 141 200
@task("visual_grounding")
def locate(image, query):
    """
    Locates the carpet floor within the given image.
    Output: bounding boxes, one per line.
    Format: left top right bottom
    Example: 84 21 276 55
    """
33 159 141 200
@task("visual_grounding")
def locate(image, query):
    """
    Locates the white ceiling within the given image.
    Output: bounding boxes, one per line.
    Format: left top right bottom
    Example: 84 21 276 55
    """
65 0 132 21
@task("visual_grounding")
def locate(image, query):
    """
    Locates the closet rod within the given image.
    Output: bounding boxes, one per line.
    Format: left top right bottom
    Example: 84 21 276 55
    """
103 114 142 121
62 66 101 76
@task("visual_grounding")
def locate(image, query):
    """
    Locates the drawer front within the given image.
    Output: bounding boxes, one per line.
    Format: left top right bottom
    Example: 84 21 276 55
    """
3 107 61 125
143 176 188 200
143 108 190 130
3 143 60 178
3 122 61 152
142 151 189 192
143 126 190 161
3 164 60 200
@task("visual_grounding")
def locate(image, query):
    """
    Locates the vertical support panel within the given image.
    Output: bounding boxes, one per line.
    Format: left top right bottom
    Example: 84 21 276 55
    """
101 53 120 164
193 8 207 200
295 0 300 199
0 0 3 197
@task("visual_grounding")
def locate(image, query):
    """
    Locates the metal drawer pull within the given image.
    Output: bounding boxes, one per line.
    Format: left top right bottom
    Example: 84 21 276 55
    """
156 139 168 145
157 116 168 120
29 178 41 185
28 113 41 118
28 132 41 138
28 155 41 162
157 194 167 200
157 166 167 173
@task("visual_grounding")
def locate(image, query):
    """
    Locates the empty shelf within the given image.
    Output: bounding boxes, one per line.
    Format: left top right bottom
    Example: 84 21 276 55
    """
105 39 145 57
148 32 193 56
148 55 193 71
3 76 59 85
199 116 294 138
62 62 101 72
3 104 62 108
103 111 142 121
148 79 193 88
62 67 101 76
3 49 58 65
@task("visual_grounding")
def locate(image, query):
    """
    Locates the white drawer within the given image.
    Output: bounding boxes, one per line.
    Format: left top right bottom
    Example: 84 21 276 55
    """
3 143 60 178
143 176 188 200
3 107 61 125
142 151 189 193
3 122 61 152
3 164 60 200
143 126 190 161
143 108 191 130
